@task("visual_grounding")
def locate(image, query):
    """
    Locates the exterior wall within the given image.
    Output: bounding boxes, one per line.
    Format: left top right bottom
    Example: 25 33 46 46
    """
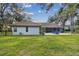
12 27 40 35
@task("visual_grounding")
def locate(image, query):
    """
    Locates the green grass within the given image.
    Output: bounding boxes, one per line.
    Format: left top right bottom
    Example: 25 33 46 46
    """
0 35 79 56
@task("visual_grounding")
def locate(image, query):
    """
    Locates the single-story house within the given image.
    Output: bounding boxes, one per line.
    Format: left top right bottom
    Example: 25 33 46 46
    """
11 20 63 35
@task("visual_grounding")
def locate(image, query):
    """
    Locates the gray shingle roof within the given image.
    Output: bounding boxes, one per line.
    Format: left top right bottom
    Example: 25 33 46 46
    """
11 20 62 28
12 20 41 27
40 23 62 28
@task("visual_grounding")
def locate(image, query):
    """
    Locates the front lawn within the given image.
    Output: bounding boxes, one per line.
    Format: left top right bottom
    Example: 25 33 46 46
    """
0 35 79 56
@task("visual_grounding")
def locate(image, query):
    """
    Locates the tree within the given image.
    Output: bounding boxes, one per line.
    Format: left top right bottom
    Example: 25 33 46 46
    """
38 3 53 13
0 3 25 35
45 3 79 33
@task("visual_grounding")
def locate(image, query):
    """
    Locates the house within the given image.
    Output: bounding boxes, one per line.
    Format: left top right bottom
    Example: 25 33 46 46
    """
40 23 63 34
11 20 63 35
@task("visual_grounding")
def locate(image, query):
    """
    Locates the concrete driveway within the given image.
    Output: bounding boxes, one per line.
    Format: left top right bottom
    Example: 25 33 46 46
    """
44 33 72 35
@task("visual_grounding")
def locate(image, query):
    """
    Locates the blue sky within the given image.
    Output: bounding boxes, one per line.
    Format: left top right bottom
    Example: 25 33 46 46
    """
18 3 61 22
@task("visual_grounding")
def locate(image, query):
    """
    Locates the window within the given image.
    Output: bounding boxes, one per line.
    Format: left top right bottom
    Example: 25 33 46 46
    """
14 27 17 32
26 27 28 32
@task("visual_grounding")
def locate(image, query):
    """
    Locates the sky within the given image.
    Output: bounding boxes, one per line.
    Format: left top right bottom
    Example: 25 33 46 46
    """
18 3 61 22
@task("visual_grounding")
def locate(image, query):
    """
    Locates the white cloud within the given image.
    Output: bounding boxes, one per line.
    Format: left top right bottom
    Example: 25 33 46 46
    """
33 19 47 23
22 3 32 8
38 10 43 13
25 4 32 8
27 13 34 16
38 10 41 13
23 12 34 16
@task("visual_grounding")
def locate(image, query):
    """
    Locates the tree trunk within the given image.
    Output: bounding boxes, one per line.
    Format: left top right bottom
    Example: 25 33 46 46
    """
70 16 75 33
62 19 67 32
4 30 7 36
